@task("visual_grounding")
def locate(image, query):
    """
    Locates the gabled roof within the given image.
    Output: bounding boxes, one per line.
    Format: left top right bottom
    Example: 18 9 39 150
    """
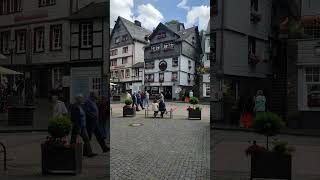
148 23 180 40
112 17 151 43
176 26 197 41
69 2 107 20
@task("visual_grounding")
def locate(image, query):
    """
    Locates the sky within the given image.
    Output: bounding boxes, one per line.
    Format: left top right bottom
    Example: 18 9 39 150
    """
110 0 210 31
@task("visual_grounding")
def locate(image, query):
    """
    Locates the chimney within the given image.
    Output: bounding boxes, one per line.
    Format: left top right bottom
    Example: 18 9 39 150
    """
134 20 141 27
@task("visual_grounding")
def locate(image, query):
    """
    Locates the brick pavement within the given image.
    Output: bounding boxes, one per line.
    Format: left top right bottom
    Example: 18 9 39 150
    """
0 132 108 180
110 116 210 180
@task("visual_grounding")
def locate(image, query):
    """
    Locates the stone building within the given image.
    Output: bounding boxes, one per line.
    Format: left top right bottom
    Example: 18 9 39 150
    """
110 17 151 94
144 22 202 100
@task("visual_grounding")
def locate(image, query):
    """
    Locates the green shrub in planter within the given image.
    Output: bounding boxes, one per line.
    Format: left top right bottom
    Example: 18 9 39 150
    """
189 97 199 108
272 140 295 156
124 98 133 106
48 116 72 139
252 112 285 150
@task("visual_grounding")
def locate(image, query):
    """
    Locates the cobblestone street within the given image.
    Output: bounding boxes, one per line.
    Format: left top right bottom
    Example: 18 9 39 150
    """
110 102 210 179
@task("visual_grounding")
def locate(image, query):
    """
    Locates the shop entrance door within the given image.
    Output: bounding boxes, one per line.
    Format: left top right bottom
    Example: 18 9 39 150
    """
164 86 172 100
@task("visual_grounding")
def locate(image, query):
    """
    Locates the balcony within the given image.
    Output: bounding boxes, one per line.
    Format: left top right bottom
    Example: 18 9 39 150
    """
250 11 261 24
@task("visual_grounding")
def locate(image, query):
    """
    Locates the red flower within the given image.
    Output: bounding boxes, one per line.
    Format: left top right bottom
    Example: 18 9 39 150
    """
245 143 267 156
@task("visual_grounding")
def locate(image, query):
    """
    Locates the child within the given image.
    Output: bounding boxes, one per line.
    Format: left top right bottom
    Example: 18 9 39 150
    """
151 99 159 118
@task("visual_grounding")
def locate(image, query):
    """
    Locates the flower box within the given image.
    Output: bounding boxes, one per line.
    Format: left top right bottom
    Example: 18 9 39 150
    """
123 106 136 117
188 109 201 120
41 142 82 175
251 151 291 179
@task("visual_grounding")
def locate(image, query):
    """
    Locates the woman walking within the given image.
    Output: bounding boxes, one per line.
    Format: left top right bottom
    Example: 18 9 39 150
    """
151 99 159 118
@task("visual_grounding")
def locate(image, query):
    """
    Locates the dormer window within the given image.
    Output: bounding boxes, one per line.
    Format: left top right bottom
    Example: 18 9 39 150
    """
122 35 128 41
157 32 166 39
115 37 120 44
151 45 160 53
163 42 174 51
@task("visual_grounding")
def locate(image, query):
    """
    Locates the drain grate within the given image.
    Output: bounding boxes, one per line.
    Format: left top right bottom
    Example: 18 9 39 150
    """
129 123 143 127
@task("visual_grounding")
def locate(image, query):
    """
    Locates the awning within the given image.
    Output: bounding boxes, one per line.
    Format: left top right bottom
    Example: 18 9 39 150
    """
0 66 23 75
110 83 117 86
0 54 7 60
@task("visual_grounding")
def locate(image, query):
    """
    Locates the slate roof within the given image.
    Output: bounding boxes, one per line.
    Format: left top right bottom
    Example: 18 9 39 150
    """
176 26 197 41
132 62 144 68
69 1 107 20
118 17 152 43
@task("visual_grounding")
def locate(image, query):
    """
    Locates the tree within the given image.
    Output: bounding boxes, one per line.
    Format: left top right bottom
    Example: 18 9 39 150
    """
165 20 180 25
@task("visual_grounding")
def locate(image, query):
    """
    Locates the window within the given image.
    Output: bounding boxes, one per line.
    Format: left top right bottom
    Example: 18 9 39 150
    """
188 60 192 69
114 70 118 78
50 25 62 50
89 77 101 96
145 61 155 69
120 70 124 79
172 57 179 67
304 25 320 39
111 59 117 66
188 73 191 82
134 69 139 77
80 23 93 48
111 49 118 56
52 68 63 89
172 72 177 81
151 45 160 53
0 31 10 54
0 0 21 15
205 83 210 97
192 36 195 44
122 35 128 41
163 42 174 51
157 31 166 39
34 27 44 52
145 74 154 82
123 46 128 53
125 69 130 78
115 37 120 44
248 37 256 55
15 29 26 53
159 73 164 82
251 0 258 11
39 0 56 7
122 57 128 64
305 67 320 107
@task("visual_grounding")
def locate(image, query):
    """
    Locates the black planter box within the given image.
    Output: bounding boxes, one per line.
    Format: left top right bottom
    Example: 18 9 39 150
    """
188 109 201 120
123 106 136 117
7 106 35 126
41 143 82 175
251 151 291 180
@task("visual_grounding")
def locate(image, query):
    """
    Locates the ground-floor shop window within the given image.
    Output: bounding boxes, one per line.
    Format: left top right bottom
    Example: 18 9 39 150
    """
305 67 320 107
90 77 101 96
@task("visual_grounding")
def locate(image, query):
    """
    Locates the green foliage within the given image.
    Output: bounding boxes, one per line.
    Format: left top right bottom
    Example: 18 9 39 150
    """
124 98 133 105
272 140 295 155
48 116 72 139
165 20 180 25
189 97 199 105
252 112 285 136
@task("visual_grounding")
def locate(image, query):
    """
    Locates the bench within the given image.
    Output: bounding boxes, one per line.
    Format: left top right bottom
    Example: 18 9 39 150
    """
145 108 173 119
0 142 7 171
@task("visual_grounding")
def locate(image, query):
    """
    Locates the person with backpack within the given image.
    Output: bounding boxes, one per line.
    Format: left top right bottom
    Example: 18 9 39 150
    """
159 99 166 118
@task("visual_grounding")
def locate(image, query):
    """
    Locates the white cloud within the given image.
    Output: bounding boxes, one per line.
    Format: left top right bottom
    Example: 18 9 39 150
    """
110 0 134 28
135 4 164 30
177 0 190 11
186 5 210 30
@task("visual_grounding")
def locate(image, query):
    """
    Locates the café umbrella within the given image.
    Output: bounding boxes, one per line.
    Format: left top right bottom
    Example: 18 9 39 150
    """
0 66 23 75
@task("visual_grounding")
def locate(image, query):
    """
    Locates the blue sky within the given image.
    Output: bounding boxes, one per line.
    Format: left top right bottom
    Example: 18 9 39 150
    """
110 0 210 31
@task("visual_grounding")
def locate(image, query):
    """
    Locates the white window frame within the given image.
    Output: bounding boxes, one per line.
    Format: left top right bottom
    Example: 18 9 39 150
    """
81 23 93 48
89 77 101 96
1 31 10 54
125 69 130 78
51 25 62 50
52 68 63 89
34 27 44 52
16 30 26 53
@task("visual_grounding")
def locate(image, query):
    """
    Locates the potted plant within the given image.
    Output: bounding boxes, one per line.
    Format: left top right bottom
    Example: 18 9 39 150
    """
187 97 201 120
41 116 82 175
247 112 293 180
123 98 136 117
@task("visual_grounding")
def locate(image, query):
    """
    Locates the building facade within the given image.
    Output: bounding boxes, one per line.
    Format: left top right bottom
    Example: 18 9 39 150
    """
144 22 202 100
0 0 108 104
211 0 273 123
110 17 150 94
200 21 211 100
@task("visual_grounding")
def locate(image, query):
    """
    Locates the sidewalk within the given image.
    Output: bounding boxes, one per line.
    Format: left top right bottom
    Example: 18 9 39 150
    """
212 123 320 137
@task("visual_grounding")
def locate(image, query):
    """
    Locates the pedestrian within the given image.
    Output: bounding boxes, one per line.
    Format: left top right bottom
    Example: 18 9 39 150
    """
98 95 108 140
160 92 164 102
254 90 266 116
151 99 159 118
131 91 136 108
51 91 68 118
125 91 132 100
83 91 109 152
139 91 144 109
70 94 97 157
159 99 166 118
144 91 150 108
